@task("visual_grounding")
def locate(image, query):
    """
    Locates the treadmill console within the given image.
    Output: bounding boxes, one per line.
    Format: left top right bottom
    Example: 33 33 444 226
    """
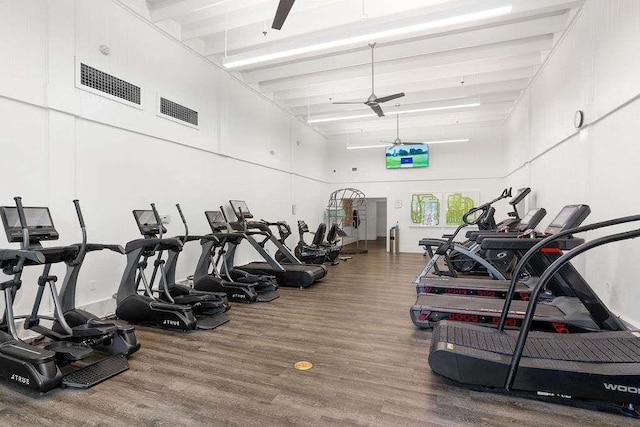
133 210 167 237
0 206 59 243
229 200 254 220
544 204 591 235
205 211 227 232
509 187 531 206
517 208 547 232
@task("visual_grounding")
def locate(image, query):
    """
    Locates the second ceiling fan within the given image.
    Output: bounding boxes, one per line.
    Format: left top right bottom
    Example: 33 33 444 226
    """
382 114 424 146
333 42 405 117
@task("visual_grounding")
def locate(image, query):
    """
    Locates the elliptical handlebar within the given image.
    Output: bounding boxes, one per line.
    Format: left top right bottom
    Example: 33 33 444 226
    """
73 199 86 228
175 203 188 244
150 203 163 239
13 196 29 250
71 199 88 266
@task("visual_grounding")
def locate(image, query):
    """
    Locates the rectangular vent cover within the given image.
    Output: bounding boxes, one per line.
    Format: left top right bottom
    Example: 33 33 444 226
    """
80 63 141 105
159 97 198 126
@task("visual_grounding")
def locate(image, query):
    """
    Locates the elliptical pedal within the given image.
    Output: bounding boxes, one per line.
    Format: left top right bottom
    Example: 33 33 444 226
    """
256 290 279 302
195 313 229 330
45 341 93 363
62 354 129 389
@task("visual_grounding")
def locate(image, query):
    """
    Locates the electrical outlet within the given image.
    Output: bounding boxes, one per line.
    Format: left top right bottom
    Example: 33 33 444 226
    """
160 214 171 224
89 280 98 291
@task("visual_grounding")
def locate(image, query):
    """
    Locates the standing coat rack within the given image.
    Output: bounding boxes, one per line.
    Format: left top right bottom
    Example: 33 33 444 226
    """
326 188 368 254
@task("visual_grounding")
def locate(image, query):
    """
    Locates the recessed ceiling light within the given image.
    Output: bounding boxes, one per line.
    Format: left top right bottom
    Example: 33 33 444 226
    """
224 5 513 68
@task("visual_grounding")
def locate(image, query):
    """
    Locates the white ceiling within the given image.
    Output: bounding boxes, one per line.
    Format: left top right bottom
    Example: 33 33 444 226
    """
139 0 583 142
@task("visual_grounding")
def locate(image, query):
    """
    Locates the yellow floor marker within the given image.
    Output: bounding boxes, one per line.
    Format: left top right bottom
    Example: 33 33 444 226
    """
294 361 313 370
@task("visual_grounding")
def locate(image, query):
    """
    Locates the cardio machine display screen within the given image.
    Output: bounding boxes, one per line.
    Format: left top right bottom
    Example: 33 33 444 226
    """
133 210 166 236
519 210 537 226
0 206 58 243
1 207 54 229
549 206 578 229
229 200 252 220
205 211 225 228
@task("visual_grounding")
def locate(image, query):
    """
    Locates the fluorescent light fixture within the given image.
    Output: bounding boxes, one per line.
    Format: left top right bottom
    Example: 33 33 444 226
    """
308 103 481 124
224 6 512 68
425 138 469 144
395 103 480 115
346 139 470 149
346 144 391 150
310 113 377 124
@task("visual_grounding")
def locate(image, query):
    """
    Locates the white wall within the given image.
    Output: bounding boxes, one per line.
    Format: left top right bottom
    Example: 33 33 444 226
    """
502 0 640 326
376 200 388 238
328 125 507 252
0 0 329 328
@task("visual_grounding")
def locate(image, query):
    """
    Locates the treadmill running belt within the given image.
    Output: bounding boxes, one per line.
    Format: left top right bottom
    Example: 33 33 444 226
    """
420 277 529 292
434 323 640 363
415 294 563 316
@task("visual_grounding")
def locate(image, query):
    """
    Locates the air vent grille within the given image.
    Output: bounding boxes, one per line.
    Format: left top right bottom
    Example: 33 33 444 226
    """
80 63 141 105
160 97 198 126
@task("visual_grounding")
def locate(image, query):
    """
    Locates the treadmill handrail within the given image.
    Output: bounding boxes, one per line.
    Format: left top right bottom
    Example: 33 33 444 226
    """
498 214 640 330
505 226 640 391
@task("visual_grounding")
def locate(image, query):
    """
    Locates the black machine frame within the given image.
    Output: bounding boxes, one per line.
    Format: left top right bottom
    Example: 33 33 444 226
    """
428 214 640 417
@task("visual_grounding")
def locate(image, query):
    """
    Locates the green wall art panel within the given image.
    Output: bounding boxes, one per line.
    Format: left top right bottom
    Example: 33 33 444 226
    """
410 193 442 226
445 192 480 225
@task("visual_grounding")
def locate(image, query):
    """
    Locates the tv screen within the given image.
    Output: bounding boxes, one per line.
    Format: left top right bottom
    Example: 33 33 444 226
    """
385 144 428 169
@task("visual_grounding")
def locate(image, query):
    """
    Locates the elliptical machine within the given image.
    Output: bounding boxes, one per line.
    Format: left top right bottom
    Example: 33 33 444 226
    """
55 200 140 357
0 197 133 389
115 204 228 331
0 243 62 391
193 209 279 303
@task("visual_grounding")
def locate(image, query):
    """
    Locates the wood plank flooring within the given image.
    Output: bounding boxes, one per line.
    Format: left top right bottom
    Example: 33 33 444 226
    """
0 239 635 426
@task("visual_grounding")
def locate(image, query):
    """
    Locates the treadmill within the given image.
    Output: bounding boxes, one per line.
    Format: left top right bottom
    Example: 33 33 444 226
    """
225 200 327 288
429 215 640 417
411 205 621 333
416 206 583 300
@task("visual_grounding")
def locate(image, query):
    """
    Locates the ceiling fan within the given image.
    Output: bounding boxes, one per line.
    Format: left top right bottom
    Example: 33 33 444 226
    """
382 114 424 146
332 43 405 117
272 0 295 30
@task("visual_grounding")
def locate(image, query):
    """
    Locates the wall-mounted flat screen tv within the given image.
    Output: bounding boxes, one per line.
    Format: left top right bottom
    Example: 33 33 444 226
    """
385 144 428 169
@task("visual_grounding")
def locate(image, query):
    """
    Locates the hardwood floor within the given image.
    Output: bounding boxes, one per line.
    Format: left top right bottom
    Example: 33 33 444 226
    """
0 239 634 426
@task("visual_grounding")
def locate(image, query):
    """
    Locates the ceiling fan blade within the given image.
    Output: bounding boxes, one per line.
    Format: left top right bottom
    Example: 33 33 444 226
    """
370 104 385 117
272 0 295 30
375 93 405 104
332 101 365 104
